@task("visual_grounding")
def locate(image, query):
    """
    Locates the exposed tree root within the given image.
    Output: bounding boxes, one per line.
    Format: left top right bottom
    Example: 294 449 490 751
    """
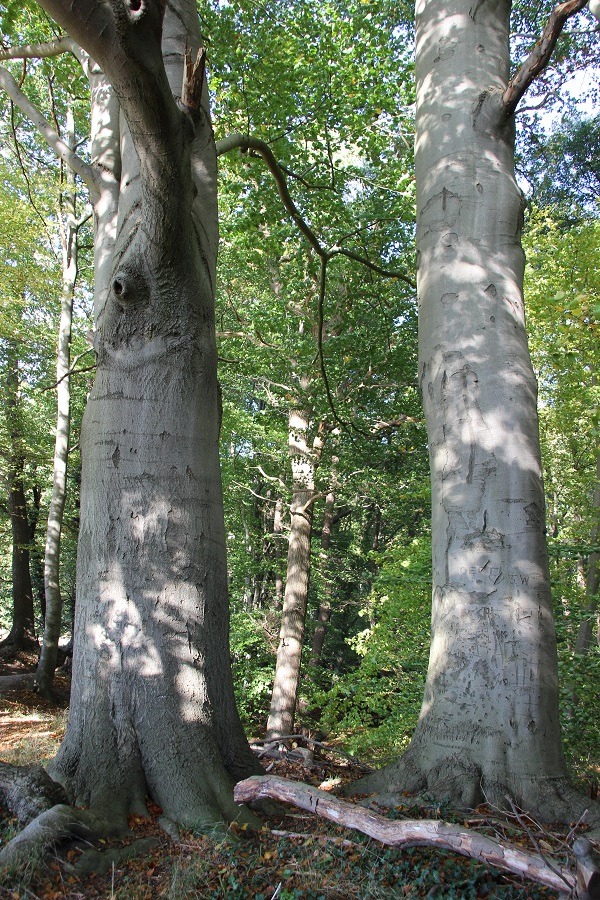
67 837 160 876
234 775 600 897
0 753 262 876
0 803 122 871
0 761 68 825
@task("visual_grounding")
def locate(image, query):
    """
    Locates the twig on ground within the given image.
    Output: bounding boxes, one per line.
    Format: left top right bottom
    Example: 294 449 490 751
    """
250 734 374 772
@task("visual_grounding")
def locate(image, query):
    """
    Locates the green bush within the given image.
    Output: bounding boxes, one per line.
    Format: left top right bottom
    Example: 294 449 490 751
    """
312 533 431 762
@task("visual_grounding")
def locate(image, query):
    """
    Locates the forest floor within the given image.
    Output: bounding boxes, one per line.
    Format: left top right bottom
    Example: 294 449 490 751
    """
0 649 588 899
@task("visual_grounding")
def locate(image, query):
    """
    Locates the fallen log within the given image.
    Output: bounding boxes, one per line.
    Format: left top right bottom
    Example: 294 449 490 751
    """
234 775 599 897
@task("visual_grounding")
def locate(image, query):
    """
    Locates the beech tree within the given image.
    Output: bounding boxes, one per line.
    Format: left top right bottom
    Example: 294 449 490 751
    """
0 0 261 841
354 0 600 827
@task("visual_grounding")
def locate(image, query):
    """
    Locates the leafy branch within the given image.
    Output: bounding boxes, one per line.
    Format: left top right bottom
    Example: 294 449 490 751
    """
217 132 416 435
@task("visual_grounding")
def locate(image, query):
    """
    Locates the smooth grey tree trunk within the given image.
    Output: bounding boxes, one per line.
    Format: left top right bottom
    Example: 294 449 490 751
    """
37 109 78 696
31 0 260 830
354 0 594 824
273 496 285 608
266 409 317 739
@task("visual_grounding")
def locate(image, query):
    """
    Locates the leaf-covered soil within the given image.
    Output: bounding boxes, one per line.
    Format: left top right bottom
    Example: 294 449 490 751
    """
0 651 578 899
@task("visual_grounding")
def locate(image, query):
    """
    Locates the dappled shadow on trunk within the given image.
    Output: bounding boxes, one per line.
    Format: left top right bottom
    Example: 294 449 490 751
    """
345 0 600 835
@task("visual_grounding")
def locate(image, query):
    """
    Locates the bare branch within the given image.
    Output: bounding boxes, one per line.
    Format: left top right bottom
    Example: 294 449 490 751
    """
330 245 415 287
0 35 78 61
256 465 287 488
217 330 277 349
503 0 590 116
234 776 581 896
0 65 99 195
370 415 419 432
216 132 415 287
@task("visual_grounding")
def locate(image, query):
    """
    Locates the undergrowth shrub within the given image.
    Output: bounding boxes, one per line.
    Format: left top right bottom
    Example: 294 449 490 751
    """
310 534 431 762
230 609 275 733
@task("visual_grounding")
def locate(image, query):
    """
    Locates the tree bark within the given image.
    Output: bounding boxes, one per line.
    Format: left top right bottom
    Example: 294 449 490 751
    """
353 0 596 824
0 762 68 826
266 409 317 738
273 496 284 609
234 775 596 897
36 107 78 697
29 0 260 830
310 482 335 666
2 348 37 650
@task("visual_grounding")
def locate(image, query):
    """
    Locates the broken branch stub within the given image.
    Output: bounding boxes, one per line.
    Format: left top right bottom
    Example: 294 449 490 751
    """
181 45 206 112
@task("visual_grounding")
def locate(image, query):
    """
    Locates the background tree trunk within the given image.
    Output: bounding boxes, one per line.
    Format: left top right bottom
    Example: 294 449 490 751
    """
3 347 37 649
575 452 599 654
37 107 78 696
310 482 335 667
266 409 317 738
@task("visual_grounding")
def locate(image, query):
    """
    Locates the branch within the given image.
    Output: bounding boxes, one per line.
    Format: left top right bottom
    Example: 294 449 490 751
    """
217 132 415 438
217 330 277 349
249 734 374 772
234 776 587 896
370 415 419 432
329 245 415 288
41 362 96 392
589 0 600 23
215 133 415 287
256 465 287 488
503 0 590 115
0 35 78 61
0 64 99 196
216 132 323 256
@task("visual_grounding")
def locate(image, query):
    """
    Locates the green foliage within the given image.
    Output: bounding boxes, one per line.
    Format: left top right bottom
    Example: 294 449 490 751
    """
523 207 599 786
230 609 278 732
551 556 600 783
313 532 431 761
523 114 600 220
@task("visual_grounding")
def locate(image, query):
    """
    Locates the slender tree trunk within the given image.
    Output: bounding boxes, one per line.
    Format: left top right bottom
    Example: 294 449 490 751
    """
354 0 589 823
6 471 37 649
273 496 284 609
37 108 78 697
29 484 45 626
266 409 316 738
3 351 37 650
